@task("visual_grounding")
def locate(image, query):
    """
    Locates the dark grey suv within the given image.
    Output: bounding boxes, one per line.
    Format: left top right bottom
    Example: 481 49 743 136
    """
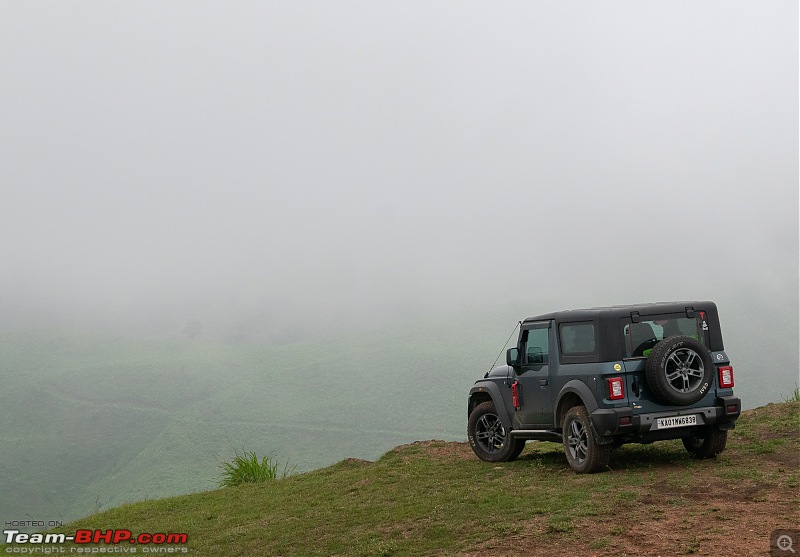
467 301 740 473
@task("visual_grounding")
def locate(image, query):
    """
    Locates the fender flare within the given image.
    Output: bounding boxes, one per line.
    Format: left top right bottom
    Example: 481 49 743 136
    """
468 382 512 430
554 379 598 426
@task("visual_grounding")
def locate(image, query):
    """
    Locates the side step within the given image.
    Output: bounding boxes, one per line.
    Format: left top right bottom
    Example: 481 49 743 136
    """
510 429 563 442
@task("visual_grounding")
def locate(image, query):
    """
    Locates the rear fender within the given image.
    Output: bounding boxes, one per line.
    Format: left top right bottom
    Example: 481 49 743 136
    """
556 380 625 444
554 379 599 426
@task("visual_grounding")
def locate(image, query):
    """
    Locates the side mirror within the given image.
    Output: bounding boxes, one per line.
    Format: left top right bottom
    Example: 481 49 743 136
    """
506 347 520 367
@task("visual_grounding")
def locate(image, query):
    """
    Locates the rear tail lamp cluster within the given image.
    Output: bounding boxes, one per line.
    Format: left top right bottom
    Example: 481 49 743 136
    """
607 377 625 400
718 366 734 388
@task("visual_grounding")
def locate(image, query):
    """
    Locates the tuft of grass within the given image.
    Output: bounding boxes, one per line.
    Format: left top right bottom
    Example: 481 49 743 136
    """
749 438 786 454
785 385 800 403
609 525 625 535
589 536 611 549
546 517 574 534
682 534 701 554
218 450 294 487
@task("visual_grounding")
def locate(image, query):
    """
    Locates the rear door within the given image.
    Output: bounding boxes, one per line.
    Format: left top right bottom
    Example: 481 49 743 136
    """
620 310 714 412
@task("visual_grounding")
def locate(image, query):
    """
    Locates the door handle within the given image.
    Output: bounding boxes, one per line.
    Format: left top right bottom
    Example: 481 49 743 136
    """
539 379 549 386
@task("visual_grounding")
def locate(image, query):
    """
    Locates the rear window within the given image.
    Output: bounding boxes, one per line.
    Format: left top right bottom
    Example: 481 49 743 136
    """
622 315 708 357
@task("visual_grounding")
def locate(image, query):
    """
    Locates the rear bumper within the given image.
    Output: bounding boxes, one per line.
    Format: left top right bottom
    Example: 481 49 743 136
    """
590 396 741 440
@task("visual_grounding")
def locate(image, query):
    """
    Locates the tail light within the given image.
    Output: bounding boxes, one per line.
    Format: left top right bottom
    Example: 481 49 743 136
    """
512 380 521 409
607 377 625 400
718 366 734 388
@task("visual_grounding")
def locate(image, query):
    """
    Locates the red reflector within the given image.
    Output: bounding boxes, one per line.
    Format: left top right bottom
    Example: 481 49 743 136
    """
718 366 734 388
607 377 625 400
727 404 738 414
619 416 631 425
512 380 520 409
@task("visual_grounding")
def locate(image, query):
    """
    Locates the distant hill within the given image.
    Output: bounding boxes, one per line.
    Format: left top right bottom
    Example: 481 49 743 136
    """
27 400 800 556
0 311 508 525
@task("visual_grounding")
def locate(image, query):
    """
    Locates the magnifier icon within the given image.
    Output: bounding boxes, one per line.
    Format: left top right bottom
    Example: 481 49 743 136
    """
778 535 796 553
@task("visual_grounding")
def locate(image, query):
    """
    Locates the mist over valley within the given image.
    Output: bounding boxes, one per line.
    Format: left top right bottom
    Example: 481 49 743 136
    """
0 0 796 529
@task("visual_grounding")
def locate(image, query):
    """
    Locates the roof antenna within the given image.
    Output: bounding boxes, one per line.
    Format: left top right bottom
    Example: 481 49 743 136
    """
487 320 521 375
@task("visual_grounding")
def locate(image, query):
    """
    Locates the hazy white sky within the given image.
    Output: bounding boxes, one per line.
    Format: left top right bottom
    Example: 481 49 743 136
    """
1 1 797 336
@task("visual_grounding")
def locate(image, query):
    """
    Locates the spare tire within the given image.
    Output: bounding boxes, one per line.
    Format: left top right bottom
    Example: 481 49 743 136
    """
645 336 714 406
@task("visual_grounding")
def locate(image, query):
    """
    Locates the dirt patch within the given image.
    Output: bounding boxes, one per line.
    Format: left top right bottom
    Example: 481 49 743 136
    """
393 408 799 556
763 450 800 467
452 495 794 557
449 428 799 556
340 458 373 467
388 440 475 464
421 441 475 462
651 477 770 503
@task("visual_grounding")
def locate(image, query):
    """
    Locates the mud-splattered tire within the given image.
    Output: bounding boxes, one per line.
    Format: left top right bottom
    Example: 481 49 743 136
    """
468 401 521 462
562 406 611 473
508 439 526 460
682 427 728 459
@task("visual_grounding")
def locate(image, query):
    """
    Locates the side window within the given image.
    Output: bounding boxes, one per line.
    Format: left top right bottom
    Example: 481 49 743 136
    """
524 328 549 365
559 322 596 355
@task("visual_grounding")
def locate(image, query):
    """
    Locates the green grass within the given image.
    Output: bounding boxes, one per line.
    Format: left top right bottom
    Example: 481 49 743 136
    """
217 450 293 487
13 401 791 557
51 447 605 555
729 398 800 455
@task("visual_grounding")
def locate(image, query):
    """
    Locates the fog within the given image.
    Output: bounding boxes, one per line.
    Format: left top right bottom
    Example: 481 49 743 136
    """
1 1 797 343
0 3 798 527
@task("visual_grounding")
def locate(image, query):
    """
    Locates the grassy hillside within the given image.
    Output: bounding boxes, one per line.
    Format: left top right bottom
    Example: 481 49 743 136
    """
32 400 800 557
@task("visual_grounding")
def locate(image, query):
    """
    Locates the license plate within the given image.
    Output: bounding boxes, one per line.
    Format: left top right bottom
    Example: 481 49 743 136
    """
655 415 698 430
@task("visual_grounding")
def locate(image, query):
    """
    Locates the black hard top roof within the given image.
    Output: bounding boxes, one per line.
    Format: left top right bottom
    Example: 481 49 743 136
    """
522 300 718 324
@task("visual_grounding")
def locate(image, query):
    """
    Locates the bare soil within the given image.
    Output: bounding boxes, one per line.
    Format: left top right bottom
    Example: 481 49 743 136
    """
442 409 799 557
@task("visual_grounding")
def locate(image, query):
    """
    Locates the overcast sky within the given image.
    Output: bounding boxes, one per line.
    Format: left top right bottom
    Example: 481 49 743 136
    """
0 1 797 337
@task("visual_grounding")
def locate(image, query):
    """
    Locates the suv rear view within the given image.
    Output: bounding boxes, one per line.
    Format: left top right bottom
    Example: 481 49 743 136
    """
467 301 741 473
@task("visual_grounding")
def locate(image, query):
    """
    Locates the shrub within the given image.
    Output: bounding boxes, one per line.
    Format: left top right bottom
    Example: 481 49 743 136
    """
218 450 294 487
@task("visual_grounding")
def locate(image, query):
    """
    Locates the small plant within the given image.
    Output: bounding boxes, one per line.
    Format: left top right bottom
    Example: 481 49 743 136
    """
784 385 800 403
589 537 611 549
218 450 294 487
546 516 574 534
